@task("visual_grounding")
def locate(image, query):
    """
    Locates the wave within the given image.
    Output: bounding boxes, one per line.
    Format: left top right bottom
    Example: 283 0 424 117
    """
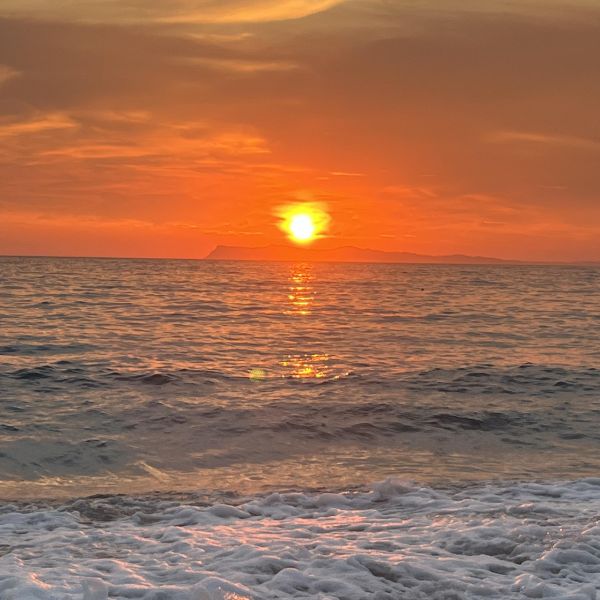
2 361 598 394
0 478 598 599
1 364 245 387
0 360 597 492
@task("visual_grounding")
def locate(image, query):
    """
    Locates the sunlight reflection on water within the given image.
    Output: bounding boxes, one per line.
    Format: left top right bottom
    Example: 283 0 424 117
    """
280 353 331 379
285 263 315 316
281 264 333 379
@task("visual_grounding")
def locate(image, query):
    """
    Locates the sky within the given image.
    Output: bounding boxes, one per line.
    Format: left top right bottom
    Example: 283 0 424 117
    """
0 0 599 260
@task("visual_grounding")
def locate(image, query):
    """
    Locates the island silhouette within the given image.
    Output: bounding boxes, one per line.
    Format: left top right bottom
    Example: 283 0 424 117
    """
204 245 520 264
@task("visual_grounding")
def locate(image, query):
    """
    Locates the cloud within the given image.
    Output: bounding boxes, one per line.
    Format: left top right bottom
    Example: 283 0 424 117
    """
0 65 18 86
180 57 300 73
163 0 345 23
0 0 345 25
330 171 365 177
0 112 77 137
488 130 600 151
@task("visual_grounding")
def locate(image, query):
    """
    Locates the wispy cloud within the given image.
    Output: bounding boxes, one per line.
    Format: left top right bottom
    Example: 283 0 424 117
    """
0 113 77 137
181 57 300 73
330 171 365 177
489 130 600 150
0 65 18 86
161 0 345 24
0 0 345 24
37 125 271 160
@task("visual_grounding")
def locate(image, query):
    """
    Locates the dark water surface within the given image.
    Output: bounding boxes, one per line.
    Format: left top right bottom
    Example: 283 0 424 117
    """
0 257 598 498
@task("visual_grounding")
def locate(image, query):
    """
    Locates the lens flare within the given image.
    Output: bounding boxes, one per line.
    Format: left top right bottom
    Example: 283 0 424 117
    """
275 203 330 245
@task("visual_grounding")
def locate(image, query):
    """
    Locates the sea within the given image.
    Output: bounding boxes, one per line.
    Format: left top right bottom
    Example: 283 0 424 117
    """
0 256 598 599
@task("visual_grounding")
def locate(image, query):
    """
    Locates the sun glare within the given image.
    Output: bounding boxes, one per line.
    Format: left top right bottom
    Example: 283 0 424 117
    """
289 214 316 242
276 203 330 245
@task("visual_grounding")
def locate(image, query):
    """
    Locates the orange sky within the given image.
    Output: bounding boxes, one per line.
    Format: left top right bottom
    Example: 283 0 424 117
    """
0 0 599 261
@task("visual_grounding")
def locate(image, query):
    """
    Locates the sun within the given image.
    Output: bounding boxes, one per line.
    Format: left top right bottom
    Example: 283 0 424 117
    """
275 202 331 245
289 213 316 243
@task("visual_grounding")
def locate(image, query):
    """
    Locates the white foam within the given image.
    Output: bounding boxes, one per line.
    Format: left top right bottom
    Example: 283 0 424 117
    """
0 479 599 599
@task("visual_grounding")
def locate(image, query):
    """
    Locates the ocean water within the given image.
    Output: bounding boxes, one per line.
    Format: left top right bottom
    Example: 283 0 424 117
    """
0 257 598 599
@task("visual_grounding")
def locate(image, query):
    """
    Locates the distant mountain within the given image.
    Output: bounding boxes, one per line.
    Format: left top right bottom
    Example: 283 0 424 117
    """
204 245 521 264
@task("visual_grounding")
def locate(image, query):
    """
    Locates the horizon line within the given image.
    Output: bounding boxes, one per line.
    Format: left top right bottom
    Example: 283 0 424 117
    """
1 253 599 266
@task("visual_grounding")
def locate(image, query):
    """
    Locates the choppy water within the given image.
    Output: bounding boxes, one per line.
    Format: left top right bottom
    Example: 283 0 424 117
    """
0 257 599 498
0 257 599 599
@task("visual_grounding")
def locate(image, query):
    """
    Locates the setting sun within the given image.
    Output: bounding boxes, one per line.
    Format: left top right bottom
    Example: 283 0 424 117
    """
289 214 316 243
276 202 331 245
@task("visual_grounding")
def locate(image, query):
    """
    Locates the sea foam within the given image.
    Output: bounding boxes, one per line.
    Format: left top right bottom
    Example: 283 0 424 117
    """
0 478 599 599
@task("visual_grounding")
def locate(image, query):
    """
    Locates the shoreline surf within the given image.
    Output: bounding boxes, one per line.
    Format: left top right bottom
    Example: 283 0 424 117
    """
0 477 598 599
